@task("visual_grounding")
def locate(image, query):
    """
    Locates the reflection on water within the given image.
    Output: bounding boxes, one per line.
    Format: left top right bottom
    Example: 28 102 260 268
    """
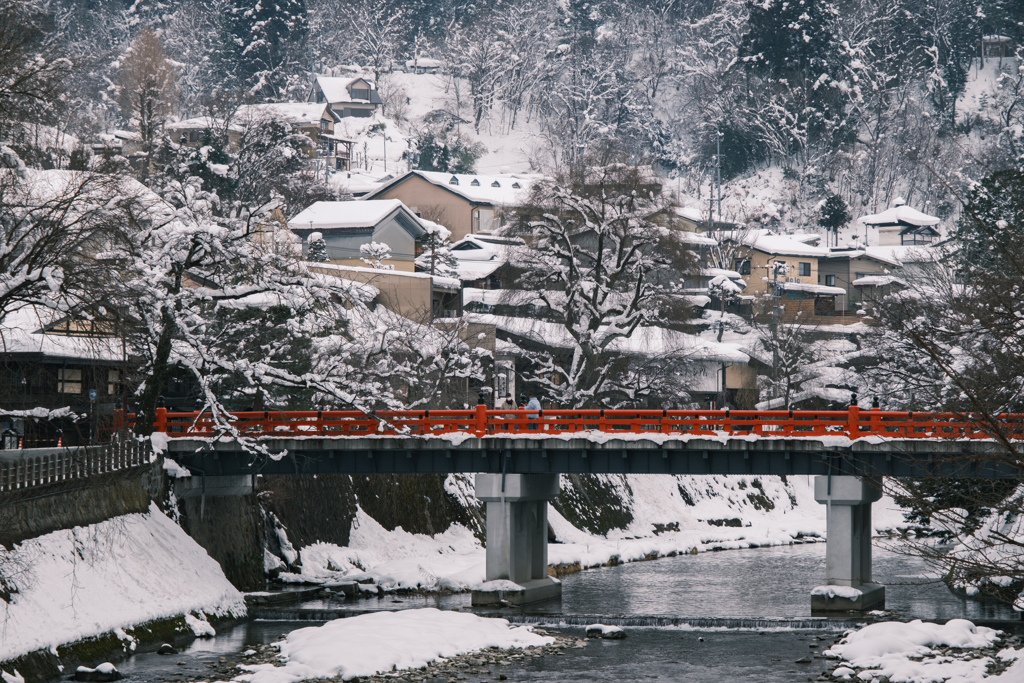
331 541 1019 621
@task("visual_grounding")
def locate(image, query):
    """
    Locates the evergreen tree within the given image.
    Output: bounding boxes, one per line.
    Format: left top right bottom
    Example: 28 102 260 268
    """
818 193 851 247
307 232 330 262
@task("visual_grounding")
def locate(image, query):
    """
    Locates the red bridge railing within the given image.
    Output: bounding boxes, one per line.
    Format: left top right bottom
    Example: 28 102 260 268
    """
117 405 1024 441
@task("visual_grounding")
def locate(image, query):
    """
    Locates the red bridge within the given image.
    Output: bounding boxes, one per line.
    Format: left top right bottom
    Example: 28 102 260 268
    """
138 404 1024 441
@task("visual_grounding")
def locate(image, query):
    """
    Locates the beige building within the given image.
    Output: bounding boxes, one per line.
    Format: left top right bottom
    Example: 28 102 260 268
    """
818 249 901 312
363 171 539 241
307 263 461 321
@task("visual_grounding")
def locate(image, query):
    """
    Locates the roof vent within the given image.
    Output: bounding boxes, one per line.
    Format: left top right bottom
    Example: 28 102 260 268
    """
511 182 521 189
471 179 480 186
449 176 459 185
491 180 500 187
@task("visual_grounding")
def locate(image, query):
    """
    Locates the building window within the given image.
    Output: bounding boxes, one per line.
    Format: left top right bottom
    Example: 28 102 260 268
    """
798 262 811 277
320 119 329 131
825 274 836 287
350 88 370 100
733 259 751 276
58 368 82 394
108 370 120 395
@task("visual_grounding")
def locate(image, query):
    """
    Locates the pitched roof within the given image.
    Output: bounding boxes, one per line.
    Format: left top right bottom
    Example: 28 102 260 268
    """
365 170 541 206
288 199 415 232
859 202 940 228
236 103 336 126
740 230 830 257
312 75 383 105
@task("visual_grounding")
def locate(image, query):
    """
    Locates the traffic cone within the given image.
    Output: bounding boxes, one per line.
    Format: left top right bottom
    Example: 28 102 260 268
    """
56 436 62 447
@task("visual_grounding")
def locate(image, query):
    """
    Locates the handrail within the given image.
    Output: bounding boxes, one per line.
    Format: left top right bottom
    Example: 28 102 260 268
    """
114 406 1024 441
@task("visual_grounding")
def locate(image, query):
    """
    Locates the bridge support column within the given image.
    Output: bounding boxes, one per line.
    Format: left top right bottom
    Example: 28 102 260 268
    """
471 473 562 606
812 476 885 613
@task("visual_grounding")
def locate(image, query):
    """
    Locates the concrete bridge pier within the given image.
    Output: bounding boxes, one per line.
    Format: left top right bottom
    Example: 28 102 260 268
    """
471 473 562 606
812 475 885 613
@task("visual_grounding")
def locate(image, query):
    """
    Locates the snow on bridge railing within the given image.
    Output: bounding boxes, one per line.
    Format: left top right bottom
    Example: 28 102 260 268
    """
118 405 1024 441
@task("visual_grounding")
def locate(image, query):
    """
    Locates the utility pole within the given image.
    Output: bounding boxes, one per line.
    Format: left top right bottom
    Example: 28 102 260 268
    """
715 128 723 227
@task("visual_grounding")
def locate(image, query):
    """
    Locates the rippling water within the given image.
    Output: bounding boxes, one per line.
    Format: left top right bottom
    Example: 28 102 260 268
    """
112 541 1020 683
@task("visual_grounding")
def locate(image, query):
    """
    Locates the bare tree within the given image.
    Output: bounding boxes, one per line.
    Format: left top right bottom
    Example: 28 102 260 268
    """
117 28 178 164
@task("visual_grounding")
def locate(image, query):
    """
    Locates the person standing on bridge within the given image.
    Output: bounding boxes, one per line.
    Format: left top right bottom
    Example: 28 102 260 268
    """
526 395 542 431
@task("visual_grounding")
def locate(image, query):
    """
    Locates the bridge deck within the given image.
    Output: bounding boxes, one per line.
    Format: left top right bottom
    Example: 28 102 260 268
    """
164 435 1022 478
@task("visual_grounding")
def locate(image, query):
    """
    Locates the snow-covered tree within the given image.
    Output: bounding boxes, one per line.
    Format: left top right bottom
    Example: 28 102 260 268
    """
307 231 330 262
227 0 309 99
0 0 72 138
416 220 458 279
360 241 393 270
505 165 699 406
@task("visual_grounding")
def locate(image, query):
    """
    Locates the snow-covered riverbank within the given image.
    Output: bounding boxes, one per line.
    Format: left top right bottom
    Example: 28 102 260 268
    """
273 474 909 592
0 502 245 664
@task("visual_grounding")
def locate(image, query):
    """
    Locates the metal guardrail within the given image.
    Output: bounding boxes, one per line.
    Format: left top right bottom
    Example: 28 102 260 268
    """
0 440 150 493
120 406 1024 441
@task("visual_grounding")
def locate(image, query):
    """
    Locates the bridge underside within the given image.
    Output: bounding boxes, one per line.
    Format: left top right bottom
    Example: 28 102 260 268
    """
166 436 1022 479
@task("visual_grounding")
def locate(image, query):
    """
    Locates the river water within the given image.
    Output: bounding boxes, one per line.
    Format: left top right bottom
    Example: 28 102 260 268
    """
115 542 1021 683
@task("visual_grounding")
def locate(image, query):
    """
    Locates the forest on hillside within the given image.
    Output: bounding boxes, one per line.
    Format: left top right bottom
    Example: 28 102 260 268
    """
6 0 1024 227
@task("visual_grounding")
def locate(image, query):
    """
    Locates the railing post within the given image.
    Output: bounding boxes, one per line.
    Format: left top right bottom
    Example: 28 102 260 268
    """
155 407 168 434
475 402 487 437
848 401 860 439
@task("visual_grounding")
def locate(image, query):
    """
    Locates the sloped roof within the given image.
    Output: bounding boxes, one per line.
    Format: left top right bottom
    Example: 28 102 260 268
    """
859 203 940 227
289 199 416 232
366 170 541 206
312 75 382 105
823 248 902 267
236 103 336 126
741 230 830 257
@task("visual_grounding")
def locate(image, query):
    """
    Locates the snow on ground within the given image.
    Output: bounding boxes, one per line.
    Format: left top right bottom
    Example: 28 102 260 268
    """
0 502 245 662
277 474 909 592
234 608 552 683
824 619 1024 683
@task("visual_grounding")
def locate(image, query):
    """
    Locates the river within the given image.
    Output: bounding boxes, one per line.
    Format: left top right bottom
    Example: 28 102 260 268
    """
114 542 1021 683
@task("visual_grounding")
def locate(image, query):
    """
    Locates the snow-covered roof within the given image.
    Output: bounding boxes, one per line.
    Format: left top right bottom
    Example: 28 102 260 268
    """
823 248 902 267
780 282 846 296
676 231 718 246
369 171 541 206
787 233 822 245
851 275 905 287
0 306 123 361
288 199 413 232
456 260 506 281
673 206 705 222
309 262 461 291
4 169 171 224
702 267 743 279
447 235 521 281
165 117 243 133
465 313 749 363
236 103 335 126
312 75 382 105
864 245 941 263
405 57 442 69
741 230 830 257
859 202 940 228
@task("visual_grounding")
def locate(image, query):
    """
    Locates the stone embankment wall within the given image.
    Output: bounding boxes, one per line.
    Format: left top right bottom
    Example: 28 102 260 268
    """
0 462 165 548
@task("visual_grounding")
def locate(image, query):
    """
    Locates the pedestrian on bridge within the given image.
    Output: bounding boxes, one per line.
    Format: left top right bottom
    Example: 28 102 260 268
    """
526 395 542 431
